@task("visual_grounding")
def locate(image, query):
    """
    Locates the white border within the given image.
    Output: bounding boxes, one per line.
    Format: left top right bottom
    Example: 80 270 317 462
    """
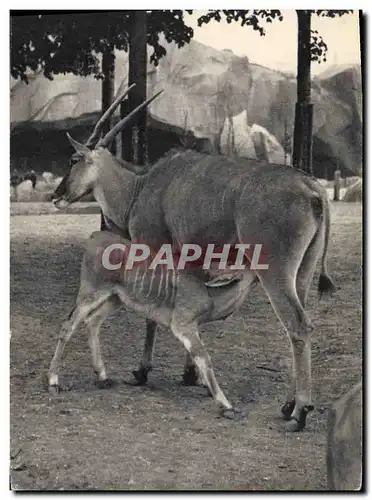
2 4 10 499
4 5 368 498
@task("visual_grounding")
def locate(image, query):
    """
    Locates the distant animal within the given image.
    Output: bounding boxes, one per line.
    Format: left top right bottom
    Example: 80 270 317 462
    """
10 170 62 202
10 169 37 188
23 170 37 188
326 382 362 490
10 170 37 201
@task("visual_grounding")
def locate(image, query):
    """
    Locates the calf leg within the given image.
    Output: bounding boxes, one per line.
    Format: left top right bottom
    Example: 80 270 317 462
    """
132 320 206 389
48 292 112 391
171 323 237 417
85 296 121 387
183 350 212 396
182 352 199 386
132 319 157 385
183 352 213 397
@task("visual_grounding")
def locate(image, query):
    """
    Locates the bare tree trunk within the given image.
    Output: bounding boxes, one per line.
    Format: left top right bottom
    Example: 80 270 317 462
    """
101 48 116 149
122 11 148 167
292 10 313 175
100 48 115 230
121 98 130 162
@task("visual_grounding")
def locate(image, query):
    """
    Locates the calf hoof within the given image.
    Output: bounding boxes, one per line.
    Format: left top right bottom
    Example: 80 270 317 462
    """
284 405 314 432
182 367 199 386
48 384 61 396
220 407 244 421
281 400 296 420
95 378 116 389
132 368 150 386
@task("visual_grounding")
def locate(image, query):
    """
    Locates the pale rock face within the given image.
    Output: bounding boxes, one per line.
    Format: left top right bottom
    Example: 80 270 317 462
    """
220 110 256 159
220 112 289 166
250 124 290 165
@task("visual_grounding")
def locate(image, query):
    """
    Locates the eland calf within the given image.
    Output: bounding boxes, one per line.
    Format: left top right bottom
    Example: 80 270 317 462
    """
48 231 257 418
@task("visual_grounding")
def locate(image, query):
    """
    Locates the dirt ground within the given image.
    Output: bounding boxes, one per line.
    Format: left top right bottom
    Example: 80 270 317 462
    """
10 202 362 491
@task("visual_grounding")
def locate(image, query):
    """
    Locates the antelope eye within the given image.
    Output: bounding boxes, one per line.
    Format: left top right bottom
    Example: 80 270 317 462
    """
69 157 79 168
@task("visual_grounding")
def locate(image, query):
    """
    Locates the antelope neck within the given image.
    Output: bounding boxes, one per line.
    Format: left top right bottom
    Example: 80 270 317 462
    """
103 174 145 236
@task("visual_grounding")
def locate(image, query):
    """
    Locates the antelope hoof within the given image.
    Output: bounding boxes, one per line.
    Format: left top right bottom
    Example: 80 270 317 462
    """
220 407 244 421
281 400 296 420
132 368 150 385
284 405 314 432
95 378 116 389
182 366 199 386
48 384 61 396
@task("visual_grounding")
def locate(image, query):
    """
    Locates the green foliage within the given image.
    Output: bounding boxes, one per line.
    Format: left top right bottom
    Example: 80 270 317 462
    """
197 10 354 63
10 10 194 83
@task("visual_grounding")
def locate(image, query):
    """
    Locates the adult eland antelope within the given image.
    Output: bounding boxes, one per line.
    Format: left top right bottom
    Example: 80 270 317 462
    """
49 84 335 430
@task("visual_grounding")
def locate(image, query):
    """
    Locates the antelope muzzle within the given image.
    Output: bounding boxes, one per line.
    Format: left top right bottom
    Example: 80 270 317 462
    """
52 175 70 209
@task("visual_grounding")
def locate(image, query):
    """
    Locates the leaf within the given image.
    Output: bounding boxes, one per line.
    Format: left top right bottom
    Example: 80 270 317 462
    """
11 11 195 79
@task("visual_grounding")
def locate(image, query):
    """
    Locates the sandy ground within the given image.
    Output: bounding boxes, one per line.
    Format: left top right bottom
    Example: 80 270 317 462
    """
10 202 362 491
10 202 100 216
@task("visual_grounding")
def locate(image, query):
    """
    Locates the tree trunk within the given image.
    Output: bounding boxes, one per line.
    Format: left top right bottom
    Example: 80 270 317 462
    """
293 10 313 175
122 11 148 167
121 98 131 162
100 48 115 230
101 48 116 150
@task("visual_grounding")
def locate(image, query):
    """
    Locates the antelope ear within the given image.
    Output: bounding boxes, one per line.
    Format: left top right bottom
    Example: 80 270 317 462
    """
66 133 92 158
